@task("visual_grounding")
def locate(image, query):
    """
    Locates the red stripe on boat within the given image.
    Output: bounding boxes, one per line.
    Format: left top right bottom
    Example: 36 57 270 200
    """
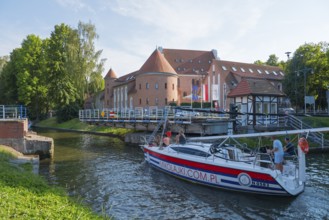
144 148 275 182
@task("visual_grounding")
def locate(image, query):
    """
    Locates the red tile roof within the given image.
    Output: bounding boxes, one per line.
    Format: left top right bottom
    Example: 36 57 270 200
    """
227 78 285 97
214 60 284 80
139 49 177 74
104 68 117 79
162 48 216 74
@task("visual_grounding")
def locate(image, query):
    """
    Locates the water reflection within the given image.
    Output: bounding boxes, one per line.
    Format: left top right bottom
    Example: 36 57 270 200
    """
37 130 329 220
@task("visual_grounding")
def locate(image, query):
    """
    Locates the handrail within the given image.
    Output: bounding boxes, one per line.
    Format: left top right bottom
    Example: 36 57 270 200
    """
287 115 326 148
0 105 27 119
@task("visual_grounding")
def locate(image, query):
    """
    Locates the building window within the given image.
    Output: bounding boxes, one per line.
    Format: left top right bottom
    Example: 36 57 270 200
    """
165 98 168 105
139 98 142 105
271 103 277 114
256 102 262 113
139 84 141 89
183 91 187 97
165 83 167 89
146 83 149 89
172 84 174 90
155 83 158 89
155 98 159 105
146 98 149 105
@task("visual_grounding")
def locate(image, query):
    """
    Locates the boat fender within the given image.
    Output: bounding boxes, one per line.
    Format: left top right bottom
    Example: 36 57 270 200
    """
298 137 309 154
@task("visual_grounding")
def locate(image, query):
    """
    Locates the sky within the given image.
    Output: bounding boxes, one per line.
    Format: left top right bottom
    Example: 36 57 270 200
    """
1 0 329 77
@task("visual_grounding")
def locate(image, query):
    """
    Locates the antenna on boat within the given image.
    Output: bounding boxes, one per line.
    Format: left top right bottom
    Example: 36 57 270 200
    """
146 109 169 147
159 109 169 148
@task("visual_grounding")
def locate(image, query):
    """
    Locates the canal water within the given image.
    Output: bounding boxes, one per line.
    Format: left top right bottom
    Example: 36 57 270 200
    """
36 129 329 220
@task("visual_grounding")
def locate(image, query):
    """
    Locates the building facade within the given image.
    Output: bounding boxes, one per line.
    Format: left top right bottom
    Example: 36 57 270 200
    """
103 47 286 114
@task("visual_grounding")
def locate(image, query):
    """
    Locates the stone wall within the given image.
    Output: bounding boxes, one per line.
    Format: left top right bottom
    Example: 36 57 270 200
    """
0 120 27 138
0 119 54 158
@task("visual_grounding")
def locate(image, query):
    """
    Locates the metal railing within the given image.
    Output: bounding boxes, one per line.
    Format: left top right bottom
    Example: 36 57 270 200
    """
286 115 327 148
0 105 27 120
79 106 230 123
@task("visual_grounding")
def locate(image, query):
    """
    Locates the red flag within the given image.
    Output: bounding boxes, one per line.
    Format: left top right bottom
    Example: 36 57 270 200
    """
203 84 209 101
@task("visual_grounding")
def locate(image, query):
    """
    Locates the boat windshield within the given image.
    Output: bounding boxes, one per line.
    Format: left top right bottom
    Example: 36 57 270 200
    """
171 147 211 158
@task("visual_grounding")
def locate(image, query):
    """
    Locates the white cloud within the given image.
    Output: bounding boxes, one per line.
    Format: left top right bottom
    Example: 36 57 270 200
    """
55 0 95 13
2 0 329 75
100 46 146 77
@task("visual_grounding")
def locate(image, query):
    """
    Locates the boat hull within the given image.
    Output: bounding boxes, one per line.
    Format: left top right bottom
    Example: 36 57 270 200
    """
143 146 304 196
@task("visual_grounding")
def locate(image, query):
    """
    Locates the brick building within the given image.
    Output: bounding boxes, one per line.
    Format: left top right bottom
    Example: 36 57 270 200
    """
103 47 286 115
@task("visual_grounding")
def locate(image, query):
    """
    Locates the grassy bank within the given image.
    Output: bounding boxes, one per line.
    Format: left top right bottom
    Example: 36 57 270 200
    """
302 116 329 128
0 145 109 219
35 117 134 137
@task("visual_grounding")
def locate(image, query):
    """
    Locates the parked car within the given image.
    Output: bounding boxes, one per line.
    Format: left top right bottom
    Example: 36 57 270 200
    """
279 108 295 114
175 111 200 117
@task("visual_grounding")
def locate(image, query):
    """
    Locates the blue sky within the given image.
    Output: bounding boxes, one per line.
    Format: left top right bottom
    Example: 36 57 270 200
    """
1 0 328 77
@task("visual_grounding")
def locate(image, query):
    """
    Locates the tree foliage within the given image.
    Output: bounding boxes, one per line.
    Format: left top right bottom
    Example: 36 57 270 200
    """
283 42 329 110
0 50 21 104
46 24 79 108
74 21 105 100
266 54 279 66
0 21 105 120
15 35 49 119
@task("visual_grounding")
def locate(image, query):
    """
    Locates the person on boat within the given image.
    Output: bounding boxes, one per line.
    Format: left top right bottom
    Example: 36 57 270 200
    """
153 134 161 146
283 137 296 156
175 129 186 145
270 136 284 172
163 134 171 147
165 129 172 139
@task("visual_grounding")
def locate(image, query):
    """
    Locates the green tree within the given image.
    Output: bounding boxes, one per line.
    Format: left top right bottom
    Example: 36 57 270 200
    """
75 21 105 101
15 34 48 119
0 55 9 74
0 50 21 104
266 54 279 66
254 60 264 65
283 42 329 111
45 23 78 108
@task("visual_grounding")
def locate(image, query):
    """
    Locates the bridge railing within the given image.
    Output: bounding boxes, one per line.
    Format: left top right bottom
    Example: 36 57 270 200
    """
0 105 27 120
79 106 230 123
79 107 171 121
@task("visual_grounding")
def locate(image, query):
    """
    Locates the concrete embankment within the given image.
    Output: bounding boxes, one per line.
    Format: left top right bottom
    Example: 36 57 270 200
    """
0 119 54 158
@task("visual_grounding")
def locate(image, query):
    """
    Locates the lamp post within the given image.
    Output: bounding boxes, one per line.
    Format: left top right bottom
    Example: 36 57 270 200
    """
295 68 313 114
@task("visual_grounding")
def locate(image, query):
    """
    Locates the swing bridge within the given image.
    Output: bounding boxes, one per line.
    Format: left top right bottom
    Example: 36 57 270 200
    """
78 106 329 147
